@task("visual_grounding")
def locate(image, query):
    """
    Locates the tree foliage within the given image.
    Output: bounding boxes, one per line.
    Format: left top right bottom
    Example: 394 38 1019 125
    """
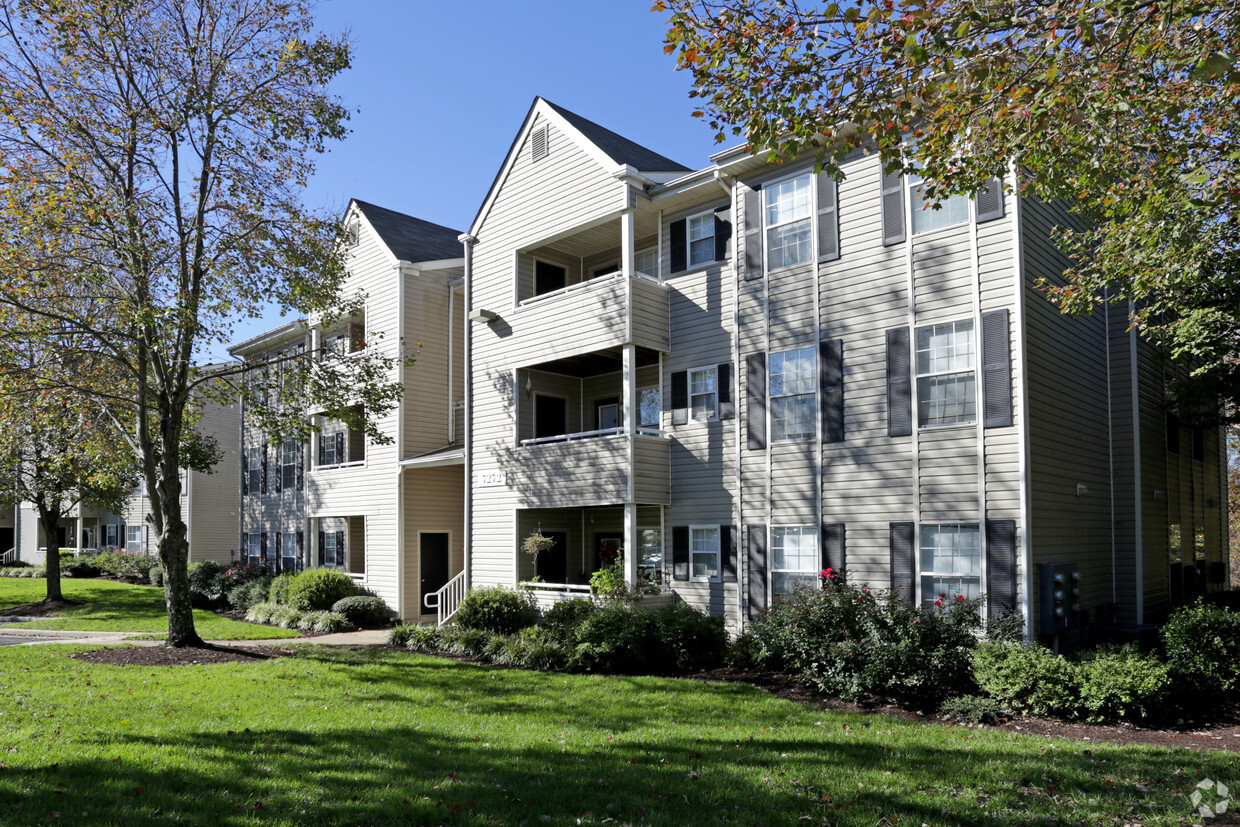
660 0 1240 417
0 0 396 645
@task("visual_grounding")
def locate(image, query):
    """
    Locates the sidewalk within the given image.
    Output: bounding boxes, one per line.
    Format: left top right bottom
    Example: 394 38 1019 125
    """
0 625 393 648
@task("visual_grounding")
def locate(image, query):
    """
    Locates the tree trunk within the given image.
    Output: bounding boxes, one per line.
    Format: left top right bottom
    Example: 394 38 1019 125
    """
37 506 64 603
156 487 202 648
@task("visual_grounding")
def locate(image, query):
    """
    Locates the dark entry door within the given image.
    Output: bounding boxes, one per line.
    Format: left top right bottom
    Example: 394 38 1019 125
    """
0 527 12 555
536 530 568 584
595 534 623 572
419 533 451 613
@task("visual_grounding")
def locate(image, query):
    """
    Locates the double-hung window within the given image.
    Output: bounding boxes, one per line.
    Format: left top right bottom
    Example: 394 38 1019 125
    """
634 247 659 278
919 524 980 609
247 533 264 566
687 212 716 267
281 440 299 490
772 525 818 599
770 347 816 440
282 532 298 572
322 532 341 568
125 526 142 554
915 320 975 426
690 526 719 581
320 430 339 466
246 447 262 492
764 173 813 270
908 165 969 235
689 367 717 421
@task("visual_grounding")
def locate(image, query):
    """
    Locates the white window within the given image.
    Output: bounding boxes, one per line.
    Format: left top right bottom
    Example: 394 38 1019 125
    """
638 528 663 586
688 212 716 267
639 387 660 428
908 166 969 235
689 367 717 421
246 448 262 493
635 246 659 277
770 347 816 441
103 524 120 548
772 525 818 599
281 440 299 490
282 532 298 572
126 526 142 554
915 320 975 426
690 526 719 581
319 429 340 466
323 532 341 568
764 173 813 270
919 524 980 609
248 533 263 565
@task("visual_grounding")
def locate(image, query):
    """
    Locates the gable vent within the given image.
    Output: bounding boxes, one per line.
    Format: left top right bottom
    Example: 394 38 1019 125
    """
531 124 549 162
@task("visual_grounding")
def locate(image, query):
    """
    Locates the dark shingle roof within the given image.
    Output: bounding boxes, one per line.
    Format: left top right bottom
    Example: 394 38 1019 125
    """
352 200 463 263
543 100 690 172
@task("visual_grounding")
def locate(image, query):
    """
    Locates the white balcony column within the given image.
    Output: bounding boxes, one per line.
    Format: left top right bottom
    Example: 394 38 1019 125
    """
74 515 82 555
624 502 638 587
620 206 635 279
621 344 638 434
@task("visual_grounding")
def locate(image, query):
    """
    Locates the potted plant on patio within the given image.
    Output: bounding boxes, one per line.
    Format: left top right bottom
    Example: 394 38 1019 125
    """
521 531 555 562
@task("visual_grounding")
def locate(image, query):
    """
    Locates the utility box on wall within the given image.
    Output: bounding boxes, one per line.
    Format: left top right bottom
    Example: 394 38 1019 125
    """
1038 561 1080 634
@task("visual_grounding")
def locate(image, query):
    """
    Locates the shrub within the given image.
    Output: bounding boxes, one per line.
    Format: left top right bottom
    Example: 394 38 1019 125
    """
589 561 628 598
332 595 390 628
228 579 272 612
245 601 278 625
402 625 442 653
750 578 981 708
389 623 416 647
985 608 1026 643
1162 601 1240 699
148 566 164 587
726 631 765 669
268 604 303 629
0 566 45 578
939 695 1013 725
522 640 569 671
286 568 359 611
0 560 31 569
650 602 727 673
60 554 101 578
94 550 158 582
220 564 272 594
1076 644 1171 723
570 603 659 673
542 597 599 641
296 610 353 635
438 626 491 657
188 561 228 606
268 573 295 605
973 641 1081 718
454 586 535 635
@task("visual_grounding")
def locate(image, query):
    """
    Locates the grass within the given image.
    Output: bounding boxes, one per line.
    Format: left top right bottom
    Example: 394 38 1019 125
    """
0 578 300 641
0 645 1235 826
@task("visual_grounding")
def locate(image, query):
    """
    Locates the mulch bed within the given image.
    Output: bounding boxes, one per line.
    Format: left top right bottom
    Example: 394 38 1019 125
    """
71 644 298 667
691 666 1240 753
0 598 85 617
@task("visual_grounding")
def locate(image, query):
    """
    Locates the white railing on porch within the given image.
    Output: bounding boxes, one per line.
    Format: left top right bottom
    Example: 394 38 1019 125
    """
520 426 666 448
425 570 467 627
0 547 14 565
521 581 592 595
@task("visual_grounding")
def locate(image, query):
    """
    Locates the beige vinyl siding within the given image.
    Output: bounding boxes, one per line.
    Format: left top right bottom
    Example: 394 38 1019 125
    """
186 397 241 563
402 464 466 620
511 436 630 508
402 265 465 458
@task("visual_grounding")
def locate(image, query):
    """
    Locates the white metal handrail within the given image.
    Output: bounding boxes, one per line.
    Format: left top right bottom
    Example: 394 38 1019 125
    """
424 570 467 627
521 427 623 447
0 548 14 565
520 581 591 594
517 269 664 308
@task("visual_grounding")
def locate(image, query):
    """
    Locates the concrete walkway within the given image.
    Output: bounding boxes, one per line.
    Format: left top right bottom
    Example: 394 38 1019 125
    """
0 625 393 648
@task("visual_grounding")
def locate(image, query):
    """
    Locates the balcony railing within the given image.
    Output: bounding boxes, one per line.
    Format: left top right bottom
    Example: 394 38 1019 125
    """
518 269 659 308
521 426 664 448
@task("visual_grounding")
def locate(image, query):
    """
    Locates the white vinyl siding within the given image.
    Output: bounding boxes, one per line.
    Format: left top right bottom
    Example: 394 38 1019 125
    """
919 524 980 609
770 347 816 441
772 525 818 599
764 173 813 270
916 320 975 427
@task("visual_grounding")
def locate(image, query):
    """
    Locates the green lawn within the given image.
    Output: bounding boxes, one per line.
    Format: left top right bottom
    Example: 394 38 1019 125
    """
0 578 300 640
0 644 1232 826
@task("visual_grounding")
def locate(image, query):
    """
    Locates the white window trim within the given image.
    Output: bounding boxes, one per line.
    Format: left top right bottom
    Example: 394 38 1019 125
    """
687 364 718 422
686 209 717 268
907 167 971 237
281 440 299 490
771 524 819 599
914 318 977 429
917 522 981 609
762 169 816 273
281 531 298 569
634 246 659 279
246 448 262 494
247 532 264 565
689 524 721 583
769 346 817 442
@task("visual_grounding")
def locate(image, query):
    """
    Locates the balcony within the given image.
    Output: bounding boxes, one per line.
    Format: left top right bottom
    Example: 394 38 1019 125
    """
506 271 669 367
509 430 670 509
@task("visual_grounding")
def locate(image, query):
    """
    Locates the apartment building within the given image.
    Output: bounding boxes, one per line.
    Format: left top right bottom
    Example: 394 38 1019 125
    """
231 199 466 620
461 97 1229 637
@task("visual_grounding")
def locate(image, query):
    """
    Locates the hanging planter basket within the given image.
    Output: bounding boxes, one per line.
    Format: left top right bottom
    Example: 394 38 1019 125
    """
522 531 555 561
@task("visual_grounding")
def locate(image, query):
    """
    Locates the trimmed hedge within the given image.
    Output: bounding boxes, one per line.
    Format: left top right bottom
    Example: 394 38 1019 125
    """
332 595 389 628
453 586 536 635
1163 601 1240 700
285 568 359 611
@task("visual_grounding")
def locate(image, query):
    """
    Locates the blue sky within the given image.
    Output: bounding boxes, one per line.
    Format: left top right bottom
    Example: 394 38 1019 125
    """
222 1 722 356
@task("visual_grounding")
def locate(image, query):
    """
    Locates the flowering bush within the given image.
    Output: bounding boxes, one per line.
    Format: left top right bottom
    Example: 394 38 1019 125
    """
749 576 982 709
94 550 159 582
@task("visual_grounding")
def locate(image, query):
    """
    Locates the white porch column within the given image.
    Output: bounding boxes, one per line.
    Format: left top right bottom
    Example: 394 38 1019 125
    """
74 515 82 555
624 503 638 587
620 207 635 279
622 344 638 434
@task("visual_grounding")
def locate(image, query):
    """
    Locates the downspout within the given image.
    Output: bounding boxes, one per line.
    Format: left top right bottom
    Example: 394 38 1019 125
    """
1130 304 1143 623
1009 161 1034 640
460 234 477 594
238 376 246 563
395 259 410 618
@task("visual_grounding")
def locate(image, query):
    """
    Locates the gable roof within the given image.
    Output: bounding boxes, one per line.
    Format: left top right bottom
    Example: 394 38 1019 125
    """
542 100 690 173
351 200 463 263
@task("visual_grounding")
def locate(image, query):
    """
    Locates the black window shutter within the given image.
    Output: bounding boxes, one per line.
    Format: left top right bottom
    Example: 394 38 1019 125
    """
746 353 766 450
670 219 687 273
886 327 912 437
296 531 304 572
821 523 846 577
317 531 325 567
241 448 248 495
336 531 346 569
672 526 689 581
717 362 734 420
820 338 844 443
670 371 689 425
260 532 268 563
296 441 304 489
747 524 768 620
273 447 282 494
260 444 268 494
743 186 763 280
975 177 1005 223
890 522 915 604
721 524 737 582
275 533 282 571
317 434 325 467
981 309 1012 428
880 166 905 246
714 206 732 262
241 532 248 559
816 172 840 262
986 519 1017 617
